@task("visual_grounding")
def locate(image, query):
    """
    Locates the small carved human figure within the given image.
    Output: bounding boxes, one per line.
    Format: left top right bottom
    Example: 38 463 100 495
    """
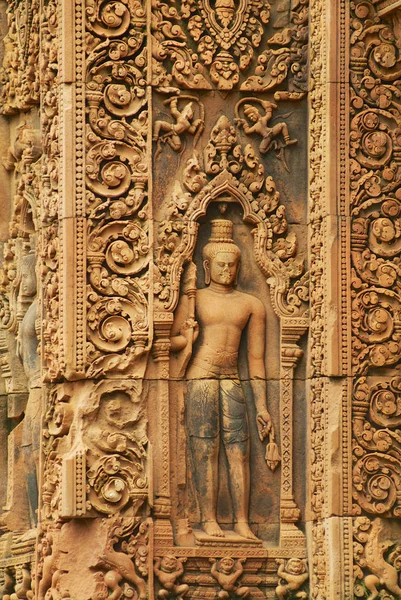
153 97 203 153
210 557 249 599
171 220 273 540
235 101 297 157
275 559 308 600
154 555 189 600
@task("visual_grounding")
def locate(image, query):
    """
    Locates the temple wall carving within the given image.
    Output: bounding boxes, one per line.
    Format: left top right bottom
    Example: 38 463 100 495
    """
0 1 401 599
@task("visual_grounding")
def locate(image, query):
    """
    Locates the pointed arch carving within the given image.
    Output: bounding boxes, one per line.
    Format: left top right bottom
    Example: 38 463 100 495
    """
155 116 309 320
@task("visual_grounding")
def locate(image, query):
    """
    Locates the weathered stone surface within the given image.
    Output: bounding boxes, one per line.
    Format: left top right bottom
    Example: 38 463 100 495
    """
2 1 401 599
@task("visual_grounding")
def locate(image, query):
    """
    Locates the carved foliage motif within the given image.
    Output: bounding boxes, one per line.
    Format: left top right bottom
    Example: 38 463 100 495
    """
85 0 151 378
0 0 40 114
40 0 61 380
350 1 401 596
151 0 308 92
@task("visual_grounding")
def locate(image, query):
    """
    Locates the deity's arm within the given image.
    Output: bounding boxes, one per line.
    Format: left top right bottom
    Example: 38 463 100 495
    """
247 299 269 413
242 122 257 135
247 298 273 442
170 294 190 352
170 99 181 120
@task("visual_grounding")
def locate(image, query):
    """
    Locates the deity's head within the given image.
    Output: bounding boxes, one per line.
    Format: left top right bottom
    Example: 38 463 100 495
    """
20 252 37 297
244 104 260 123
182 102 194 121
219 557 235 574
203 220 241 287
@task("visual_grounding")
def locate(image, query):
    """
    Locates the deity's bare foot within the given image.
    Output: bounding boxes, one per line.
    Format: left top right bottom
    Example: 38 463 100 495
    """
202 520 225 537
234 521 258 540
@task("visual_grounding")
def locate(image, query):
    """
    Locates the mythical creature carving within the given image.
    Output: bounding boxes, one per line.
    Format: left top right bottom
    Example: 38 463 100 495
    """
92 519 149 600
210 557 249 599
275 558 308 600
154 555 189 600
235 98 297 170
153 95 204 157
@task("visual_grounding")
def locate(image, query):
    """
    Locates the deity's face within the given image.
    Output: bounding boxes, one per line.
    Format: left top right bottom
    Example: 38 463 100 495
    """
248 109 259 123
20 257 36 297
209 251 240 287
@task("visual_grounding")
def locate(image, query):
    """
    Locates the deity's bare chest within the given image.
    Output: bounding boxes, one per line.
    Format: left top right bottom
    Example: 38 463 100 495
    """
196 292 250 331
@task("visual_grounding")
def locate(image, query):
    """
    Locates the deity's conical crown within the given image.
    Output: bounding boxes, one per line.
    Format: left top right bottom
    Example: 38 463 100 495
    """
209 219 234 243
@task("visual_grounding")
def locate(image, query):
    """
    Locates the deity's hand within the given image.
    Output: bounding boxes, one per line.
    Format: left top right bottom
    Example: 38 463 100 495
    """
234 118 245 126
181 318 199 342
256 411 273 441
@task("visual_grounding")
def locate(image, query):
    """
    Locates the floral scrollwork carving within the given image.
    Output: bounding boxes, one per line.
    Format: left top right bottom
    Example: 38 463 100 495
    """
85 0 151 378
82 380 148 517
0 0 40 114
151 0 308 92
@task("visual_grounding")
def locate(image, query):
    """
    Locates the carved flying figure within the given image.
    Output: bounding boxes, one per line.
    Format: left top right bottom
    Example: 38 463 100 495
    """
154 556 189 600
210 557 249 599
153 96 204 157
171 219 276 540
235 99 297 170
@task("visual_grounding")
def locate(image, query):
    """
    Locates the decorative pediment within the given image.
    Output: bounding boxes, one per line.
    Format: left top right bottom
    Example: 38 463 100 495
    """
156 115 308 318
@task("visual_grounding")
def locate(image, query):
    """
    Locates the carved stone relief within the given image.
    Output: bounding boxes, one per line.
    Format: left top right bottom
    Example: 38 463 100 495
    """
0 0 372 598
349 1 401 598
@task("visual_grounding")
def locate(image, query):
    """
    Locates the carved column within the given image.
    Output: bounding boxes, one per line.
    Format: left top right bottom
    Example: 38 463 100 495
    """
0 0 382 598
280 318 308 547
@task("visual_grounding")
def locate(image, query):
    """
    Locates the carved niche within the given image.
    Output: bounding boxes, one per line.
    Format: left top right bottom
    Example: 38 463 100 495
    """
150 91 309 596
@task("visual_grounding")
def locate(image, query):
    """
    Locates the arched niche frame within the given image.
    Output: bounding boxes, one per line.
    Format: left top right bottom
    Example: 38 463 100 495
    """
152 115 309 548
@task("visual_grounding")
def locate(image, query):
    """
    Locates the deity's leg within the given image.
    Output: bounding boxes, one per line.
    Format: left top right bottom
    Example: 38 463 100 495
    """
186 379 223 537
220 379 257 540
189 436 221 535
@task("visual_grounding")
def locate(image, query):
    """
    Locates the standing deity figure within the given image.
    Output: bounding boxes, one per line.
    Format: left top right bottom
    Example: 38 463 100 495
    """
171 220 273 540
18 251 41 527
